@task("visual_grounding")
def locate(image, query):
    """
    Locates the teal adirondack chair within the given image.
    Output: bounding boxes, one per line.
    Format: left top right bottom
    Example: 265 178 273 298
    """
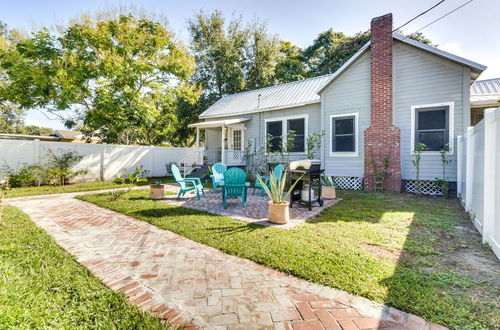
171 164 205 200
222 167 249 208
210 163 227 193
253 164 285 197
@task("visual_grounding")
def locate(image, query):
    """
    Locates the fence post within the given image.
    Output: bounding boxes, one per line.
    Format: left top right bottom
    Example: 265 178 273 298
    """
482 108 496 244
149 145 154 177
33 139 40 164
457 135 463 196
465 126 474 214
99 145 105 181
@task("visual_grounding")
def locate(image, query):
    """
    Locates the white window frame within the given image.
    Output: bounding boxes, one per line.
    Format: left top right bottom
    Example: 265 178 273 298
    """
329 112 359 157
264 114 308 155
410 102 454 155
232 129 243 151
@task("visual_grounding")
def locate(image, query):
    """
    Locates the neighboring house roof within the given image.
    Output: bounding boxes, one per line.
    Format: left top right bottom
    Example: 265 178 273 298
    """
470 78 500 107
54 129 84 139
0 133 59 141
200 33 487 119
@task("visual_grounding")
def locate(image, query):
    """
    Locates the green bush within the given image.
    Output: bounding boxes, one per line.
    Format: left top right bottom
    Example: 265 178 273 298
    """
0 163 37 187
43 149 88 186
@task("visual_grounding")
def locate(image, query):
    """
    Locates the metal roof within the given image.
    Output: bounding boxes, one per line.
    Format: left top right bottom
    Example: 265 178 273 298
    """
200 33 487 118
188 117 251 128
471 78 500 95
199 74 335 118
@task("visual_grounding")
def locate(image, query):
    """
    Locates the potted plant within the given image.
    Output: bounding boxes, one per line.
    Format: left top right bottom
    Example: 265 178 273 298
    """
320 174 336 199
203 155 209 165
257 170 301 224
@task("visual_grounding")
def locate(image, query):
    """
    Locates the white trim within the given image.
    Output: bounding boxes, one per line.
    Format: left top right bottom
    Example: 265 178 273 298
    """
264 114 309 155
329 112 359 158
410 102 455 155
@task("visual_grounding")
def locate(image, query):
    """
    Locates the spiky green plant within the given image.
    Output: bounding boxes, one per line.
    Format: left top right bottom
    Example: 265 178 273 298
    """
256 170 302 204
320 174 335 187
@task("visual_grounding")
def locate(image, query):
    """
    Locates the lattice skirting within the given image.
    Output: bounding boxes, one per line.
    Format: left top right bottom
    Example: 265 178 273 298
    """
332 176 364 190
402 180 443 195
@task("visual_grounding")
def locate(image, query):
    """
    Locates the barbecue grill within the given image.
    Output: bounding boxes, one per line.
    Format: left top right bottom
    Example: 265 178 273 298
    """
287 160 324 210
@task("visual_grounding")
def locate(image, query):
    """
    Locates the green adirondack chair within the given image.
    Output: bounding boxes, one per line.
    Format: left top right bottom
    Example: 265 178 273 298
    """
222 167 249 208
210 163 227 193
171 164 205 200
253 164 285 197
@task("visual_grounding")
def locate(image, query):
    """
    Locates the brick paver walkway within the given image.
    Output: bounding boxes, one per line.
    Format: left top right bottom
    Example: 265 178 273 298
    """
6 191 445 329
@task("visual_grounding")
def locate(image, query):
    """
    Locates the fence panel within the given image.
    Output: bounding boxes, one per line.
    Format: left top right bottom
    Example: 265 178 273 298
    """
458 107 500 261
0 139 201 182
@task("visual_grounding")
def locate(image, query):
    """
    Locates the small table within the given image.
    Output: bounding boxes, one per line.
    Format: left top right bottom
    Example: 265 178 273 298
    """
150 184 165 200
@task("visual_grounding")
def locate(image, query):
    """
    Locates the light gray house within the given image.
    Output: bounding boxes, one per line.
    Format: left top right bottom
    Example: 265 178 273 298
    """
189 13 486 193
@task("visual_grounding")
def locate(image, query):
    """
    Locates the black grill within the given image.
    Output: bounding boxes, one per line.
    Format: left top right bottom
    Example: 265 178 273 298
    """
287 160 324 210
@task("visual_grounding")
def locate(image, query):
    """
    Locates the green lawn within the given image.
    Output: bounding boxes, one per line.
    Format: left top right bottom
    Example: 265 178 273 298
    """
80 190 500 329
2 177 174 199
0 206 167 329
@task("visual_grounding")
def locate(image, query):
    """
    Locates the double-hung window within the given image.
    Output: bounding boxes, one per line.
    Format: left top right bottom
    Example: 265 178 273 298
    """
265 116 306 153
330 113 358 156
412 102 453 153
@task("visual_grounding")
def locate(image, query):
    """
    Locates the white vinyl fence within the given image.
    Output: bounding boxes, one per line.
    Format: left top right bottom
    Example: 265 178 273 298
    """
0 139 202 181
457 107 500 260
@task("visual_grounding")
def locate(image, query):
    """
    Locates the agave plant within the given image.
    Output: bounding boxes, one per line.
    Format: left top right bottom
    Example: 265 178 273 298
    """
256 170 302 204
320 174 336 187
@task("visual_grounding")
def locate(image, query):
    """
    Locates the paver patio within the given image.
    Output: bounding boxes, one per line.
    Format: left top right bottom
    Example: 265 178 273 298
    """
6 190 445 329
161 187 341 228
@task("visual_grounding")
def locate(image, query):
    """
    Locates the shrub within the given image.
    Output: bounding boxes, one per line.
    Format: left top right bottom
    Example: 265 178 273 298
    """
0 163 37 187
43 149 88 186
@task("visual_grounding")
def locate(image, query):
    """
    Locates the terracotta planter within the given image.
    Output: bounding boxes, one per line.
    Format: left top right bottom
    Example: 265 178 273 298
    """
150 184 165 200
267 201 289 224
322 186 336 199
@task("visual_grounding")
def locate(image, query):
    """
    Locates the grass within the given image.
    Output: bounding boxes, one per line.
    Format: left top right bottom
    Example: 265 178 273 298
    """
80 190 500 329
3 177 174 199
0 206 167 329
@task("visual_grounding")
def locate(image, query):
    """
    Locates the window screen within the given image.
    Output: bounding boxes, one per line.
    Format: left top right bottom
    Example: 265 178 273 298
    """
266 120 282 152
332 116 355 152
415 107 448 151
287 118 305 152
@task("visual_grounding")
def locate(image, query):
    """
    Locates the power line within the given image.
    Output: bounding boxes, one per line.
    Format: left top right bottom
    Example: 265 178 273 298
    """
415 0 474 33
393 0 446 32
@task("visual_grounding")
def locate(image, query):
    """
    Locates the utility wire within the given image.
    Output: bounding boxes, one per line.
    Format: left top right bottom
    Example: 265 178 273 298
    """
415 0 474 33
393 0 446 32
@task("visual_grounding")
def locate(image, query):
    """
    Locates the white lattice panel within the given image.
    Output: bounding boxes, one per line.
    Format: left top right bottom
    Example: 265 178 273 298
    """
332 176 364 190
403 180 443 195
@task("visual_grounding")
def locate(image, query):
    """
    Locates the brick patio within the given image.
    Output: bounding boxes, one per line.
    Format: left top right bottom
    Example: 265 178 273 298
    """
6 190 445 329
162 186 341 229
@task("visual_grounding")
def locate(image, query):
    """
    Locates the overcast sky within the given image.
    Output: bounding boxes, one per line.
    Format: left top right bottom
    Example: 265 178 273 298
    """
3 0 499 129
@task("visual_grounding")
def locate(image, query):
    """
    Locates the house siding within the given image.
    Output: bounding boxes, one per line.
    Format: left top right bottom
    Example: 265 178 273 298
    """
204 103 321 161
322 52 371 178
393 41 468 181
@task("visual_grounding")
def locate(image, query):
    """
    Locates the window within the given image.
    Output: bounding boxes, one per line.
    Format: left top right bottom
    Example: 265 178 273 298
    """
233 130 242 150
411 102 454 153
330 113 358 156
265 116 307 153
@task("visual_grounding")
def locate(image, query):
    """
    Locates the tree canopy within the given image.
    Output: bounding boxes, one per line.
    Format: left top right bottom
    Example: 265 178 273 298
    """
0 14 199 145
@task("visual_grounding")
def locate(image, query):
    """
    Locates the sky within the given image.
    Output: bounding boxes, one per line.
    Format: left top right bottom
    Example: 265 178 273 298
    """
2 0 499 129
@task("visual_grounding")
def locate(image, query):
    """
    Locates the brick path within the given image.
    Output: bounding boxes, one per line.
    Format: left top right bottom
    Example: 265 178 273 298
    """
6 191 445 329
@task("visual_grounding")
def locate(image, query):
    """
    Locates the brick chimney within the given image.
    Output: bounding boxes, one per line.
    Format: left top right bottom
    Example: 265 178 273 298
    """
364 13 401 192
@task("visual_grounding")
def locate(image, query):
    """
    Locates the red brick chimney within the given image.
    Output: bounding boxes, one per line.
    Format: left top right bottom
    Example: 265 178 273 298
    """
364 13 401 192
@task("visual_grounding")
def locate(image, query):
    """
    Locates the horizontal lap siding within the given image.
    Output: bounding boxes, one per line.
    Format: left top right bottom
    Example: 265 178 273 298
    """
322 52 371 177
204 105 321 161
393 41 466 181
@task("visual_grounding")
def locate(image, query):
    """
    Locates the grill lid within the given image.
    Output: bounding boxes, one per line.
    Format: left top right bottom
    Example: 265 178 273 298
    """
288 159 321 170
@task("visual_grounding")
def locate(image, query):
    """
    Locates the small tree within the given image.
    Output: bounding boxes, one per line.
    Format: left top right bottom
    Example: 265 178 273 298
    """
306 131 325 159
435 144 452 197
43 149 88 186
412 143 426 196
266 130 296 164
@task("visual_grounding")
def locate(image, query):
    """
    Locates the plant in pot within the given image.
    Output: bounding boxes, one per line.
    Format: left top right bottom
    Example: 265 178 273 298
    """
256 170 301 224
320 174 336 199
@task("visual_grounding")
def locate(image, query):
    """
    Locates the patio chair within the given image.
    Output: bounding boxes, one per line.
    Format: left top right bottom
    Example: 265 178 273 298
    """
171 164 205 200
222 167 249 208
253 164 285 197
210 163 227 193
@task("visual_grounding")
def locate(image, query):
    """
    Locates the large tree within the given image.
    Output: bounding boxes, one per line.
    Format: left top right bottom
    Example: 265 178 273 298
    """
0 14 199 145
